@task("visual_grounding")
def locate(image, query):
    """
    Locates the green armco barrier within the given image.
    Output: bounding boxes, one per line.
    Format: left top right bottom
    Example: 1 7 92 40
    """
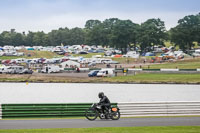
64 68 75 71
143 69 160 71
179 69 197 71
2 103 117 119
115 68 124 71
89 68 101 71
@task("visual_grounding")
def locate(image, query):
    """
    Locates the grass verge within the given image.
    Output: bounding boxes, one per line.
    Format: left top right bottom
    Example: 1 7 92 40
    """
0 126 200 133
0 73 200 84
103 73 200 84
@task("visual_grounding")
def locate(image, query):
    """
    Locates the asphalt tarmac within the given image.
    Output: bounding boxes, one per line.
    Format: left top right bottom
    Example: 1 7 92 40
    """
0 117 200 129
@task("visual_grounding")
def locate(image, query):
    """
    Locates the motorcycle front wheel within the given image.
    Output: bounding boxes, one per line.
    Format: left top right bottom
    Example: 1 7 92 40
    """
85 108 98 121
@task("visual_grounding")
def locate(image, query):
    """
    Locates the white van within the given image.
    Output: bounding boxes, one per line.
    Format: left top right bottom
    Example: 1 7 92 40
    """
41 66 61 73
0 67 7 73
97 69 114 77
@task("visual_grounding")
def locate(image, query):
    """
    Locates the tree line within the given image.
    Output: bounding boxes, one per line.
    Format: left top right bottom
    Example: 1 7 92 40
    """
0 13 199 53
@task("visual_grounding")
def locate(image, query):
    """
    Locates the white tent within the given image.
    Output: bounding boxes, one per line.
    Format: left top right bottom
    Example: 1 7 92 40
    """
60 60 80 68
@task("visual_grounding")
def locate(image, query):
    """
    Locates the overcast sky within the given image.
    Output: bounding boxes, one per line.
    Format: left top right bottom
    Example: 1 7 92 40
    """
0 0 199 33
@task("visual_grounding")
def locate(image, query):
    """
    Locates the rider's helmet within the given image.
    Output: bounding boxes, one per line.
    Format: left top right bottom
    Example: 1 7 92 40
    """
98 92 104 98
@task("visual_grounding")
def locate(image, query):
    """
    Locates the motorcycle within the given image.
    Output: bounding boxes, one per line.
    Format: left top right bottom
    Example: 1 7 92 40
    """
85 103 120 121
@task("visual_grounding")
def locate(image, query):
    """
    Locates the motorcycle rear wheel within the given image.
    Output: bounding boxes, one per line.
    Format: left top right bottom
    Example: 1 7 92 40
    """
111 110 120 120
85 108 98 121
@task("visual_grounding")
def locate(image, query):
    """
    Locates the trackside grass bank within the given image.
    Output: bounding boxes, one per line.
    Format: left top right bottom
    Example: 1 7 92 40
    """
0 73 200 84
103 73 200 84
0 126 200 133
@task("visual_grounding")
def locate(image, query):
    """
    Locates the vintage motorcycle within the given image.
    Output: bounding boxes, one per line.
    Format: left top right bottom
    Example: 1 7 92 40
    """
85 103 120 121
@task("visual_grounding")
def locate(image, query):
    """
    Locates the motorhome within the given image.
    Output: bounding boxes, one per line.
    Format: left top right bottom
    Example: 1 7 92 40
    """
41 66 61 73
6 66 24 74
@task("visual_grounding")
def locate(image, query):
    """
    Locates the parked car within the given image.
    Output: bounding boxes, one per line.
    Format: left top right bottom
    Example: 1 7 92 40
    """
88 70 99 77
19 69 33 74
79 51 88 54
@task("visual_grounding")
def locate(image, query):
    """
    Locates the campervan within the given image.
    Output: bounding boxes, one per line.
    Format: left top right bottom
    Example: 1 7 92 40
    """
97 69 114 77
41 66 61 73
6 66 24 74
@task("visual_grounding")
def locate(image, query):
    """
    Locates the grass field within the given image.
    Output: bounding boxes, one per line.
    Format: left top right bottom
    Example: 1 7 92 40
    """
0 50 61 60
0 126 199 133
104 73 200 84
148 58 200 69
0 73 200 84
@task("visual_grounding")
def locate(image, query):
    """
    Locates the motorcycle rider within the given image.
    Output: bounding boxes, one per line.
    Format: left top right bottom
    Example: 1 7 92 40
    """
98 92 111 118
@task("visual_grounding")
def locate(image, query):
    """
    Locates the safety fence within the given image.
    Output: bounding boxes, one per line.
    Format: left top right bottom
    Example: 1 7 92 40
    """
118 101 200 117
128 68 200 72
0 104 2 119
63 68 200 72
0 103 116 119
0 102 199 119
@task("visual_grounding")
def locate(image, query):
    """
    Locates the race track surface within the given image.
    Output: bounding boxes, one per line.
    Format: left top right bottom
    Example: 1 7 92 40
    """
0 117 200 129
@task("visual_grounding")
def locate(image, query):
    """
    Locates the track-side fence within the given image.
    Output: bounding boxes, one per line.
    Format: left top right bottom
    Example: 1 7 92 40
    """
0 102 200 119
118 101 200 117
0 104 2 119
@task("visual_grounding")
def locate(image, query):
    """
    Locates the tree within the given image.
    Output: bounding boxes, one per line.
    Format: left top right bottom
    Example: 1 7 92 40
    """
48 28 70 46
85 20 101 29
25 31 35 46
138 18 166 52
85 24 105 46
110 20 138 53
1 31 12 46
32 31 48 46
0 34 4 46
170 13 200 52
68 27 85 45
102 18 120 47
12 33 24 46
